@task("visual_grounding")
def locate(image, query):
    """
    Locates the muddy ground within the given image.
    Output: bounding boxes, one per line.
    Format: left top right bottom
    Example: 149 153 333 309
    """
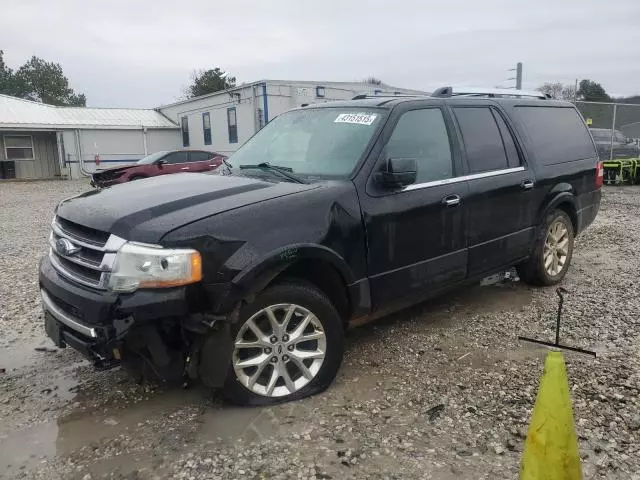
0 180 638 479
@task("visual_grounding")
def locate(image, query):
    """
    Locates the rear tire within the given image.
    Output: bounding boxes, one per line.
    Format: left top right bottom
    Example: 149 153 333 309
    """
517 210 574 286
128 175 147 181
221 282 344 406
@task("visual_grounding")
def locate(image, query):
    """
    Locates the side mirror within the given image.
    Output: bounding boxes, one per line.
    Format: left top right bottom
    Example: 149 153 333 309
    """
378 158 417 188
156 159 166 168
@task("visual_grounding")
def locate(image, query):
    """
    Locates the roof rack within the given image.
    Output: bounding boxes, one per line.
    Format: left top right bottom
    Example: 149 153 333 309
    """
431 86 549 99
352 93 426 100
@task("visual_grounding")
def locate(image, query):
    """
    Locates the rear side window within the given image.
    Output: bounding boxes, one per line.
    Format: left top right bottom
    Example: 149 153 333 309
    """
514 107 596 165
453 107 509 173
190 151 212 162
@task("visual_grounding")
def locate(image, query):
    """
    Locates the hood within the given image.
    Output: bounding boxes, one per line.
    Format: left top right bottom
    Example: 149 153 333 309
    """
57 173 319 243
92 165 135 178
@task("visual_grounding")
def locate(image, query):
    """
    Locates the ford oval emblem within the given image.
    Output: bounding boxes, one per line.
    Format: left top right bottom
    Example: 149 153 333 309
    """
55 238 81 257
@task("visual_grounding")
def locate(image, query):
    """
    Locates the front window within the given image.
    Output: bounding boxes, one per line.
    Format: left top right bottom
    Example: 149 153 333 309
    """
227 107 384 177
136 151 168 164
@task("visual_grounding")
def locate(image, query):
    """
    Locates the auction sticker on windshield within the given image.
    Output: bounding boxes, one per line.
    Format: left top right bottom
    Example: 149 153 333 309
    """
334 113 377 125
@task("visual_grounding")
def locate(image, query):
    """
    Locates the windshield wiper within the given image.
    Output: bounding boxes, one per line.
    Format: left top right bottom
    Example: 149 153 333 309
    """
239 162 306 184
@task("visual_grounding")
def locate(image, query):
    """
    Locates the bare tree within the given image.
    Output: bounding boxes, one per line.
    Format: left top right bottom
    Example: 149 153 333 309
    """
537 82 576 101
364 76 383 85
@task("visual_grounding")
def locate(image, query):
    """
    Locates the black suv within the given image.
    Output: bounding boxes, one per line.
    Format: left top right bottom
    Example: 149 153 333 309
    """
40 93 602 405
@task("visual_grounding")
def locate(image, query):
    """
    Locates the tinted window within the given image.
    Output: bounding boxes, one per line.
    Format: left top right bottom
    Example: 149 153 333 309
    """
386 108 453 183
202 112 212 146
164 151 189 164
181 117 189 147
515 107 597 165
453 107 508 173
492 110 521 168
190 151 212 162
228 108 238 144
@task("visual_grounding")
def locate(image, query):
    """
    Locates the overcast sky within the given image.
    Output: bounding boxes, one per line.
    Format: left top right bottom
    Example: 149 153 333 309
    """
2 0 639 108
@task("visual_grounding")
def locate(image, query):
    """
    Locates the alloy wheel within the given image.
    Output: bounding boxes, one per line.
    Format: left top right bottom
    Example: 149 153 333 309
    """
232 303 326 397
543 220 570 276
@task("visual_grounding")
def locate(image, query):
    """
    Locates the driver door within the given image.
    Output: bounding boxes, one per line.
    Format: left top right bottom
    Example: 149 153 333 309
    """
359 105 468 312
159 151 190 175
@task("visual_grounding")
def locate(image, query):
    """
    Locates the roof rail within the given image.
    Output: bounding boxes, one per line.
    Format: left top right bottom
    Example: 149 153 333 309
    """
352 93 427 100
431 86 549 99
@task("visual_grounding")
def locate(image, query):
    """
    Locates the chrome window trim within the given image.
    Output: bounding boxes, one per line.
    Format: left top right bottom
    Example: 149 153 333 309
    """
402 166 525 191
41 289 97 339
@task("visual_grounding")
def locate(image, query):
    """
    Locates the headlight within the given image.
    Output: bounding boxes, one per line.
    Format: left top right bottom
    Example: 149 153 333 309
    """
108 243 202 292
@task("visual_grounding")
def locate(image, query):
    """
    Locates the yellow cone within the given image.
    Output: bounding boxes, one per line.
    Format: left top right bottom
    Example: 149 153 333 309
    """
520 351 582 480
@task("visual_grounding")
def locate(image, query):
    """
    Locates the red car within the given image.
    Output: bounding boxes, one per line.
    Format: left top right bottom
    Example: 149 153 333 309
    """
91 150 226 188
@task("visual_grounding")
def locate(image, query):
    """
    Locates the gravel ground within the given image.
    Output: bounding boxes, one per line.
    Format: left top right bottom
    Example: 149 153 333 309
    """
0 180 639 480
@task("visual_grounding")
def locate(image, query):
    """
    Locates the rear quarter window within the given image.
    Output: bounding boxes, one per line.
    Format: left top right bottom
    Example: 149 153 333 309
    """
515 106 596 165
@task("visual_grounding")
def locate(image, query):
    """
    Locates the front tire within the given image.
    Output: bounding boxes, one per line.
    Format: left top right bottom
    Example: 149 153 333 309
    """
518 210 575 286
222 282 344 406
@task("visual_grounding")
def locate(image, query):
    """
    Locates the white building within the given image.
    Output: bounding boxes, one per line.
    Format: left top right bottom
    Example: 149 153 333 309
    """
0 94 179 180
158 80 427 155
0 80 426 180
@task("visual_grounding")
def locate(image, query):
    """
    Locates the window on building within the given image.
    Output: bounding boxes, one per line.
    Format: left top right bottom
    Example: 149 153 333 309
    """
227 107 238 144
181 117 190 147
453 107 509 173
257 108 265 130
385 108 453 184
202 112 212 145
316 86 325 98
4 135 34 160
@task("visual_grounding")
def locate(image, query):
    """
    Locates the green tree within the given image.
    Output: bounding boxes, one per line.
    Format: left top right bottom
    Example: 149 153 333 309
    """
186 67 236 98
577 79 610 102
0 50 19 96
0 52 86 106
13 56 86 106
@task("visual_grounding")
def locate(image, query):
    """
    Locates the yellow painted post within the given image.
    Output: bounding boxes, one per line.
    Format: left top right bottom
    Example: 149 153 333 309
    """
520 351 582 480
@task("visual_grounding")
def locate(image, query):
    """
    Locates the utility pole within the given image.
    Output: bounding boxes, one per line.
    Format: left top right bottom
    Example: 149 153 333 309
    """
508 62 523 90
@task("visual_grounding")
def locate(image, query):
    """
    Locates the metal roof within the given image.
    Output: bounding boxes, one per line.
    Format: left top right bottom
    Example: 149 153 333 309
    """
0 94 178 130
158 79 428 109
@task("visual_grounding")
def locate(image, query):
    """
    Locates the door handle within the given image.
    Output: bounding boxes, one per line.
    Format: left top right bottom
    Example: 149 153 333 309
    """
521 180 534 190
442 194 461 207
180 167 190 170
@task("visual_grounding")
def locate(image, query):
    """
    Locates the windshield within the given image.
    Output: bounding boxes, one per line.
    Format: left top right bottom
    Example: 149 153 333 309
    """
227 108 384 177
137 151 168 165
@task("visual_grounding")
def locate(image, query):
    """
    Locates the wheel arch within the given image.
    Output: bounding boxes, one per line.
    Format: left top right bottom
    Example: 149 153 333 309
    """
230 244 357 324
539 186 578 234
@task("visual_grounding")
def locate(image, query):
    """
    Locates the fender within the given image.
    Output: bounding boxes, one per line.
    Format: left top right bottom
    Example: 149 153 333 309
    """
538 184 578 228
212 243 357 314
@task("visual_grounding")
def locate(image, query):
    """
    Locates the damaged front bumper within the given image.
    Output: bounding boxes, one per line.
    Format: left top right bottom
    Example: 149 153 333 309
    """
39 255 189 370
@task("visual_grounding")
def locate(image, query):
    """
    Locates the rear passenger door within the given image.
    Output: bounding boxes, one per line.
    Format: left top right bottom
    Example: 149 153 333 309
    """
188 151 216 172
451 105 536 277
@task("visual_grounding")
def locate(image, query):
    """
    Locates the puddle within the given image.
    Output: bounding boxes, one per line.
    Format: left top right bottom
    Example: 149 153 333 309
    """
0 337 61 372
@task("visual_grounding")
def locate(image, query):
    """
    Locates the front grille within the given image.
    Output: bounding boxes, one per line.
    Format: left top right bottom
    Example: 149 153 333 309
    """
55 216 109 247
49 216 126 290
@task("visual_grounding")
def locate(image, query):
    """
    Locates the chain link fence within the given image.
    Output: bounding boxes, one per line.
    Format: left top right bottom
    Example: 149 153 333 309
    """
575 101 640 184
